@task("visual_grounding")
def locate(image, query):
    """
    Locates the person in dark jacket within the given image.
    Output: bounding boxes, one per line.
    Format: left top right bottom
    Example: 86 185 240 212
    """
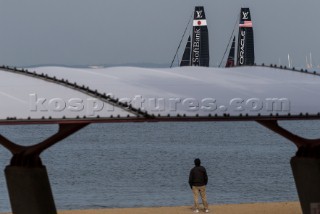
189 158 209 213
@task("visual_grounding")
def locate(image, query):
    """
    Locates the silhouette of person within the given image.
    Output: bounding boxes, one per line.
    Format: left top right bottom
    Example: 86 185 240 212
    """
189 158 209 213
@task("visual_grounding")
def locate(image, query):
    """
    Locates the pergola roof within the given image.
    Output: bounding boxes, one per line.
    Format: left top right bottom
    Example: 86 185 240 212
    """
0 66 319 124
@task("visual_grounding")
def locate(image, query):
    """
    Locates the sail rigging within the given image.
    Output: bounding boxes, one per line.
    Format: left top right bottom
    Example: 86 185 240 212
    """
170 13 193 68
226 36 236 67
180 36 192 66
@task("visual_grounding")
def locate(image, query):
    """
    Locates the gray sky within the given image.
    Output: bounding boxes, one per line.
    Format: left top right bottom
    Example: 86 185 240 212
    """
0 0 319 67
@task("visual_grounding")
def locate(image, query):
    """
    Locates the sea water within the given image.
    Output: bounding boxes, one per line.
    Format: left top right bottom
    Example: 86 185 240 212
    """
0 120 317 212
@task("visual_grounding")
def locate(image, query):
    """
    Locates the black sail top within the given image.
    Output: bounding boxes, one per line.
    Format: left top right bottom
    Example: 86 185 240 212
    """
191 6 210 67
237 8 255 66
179 6 210 67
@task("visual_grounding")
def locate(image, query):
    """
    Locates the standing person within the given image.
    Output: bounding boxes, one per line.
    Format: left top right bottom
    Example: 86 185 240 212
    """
189 158 209 213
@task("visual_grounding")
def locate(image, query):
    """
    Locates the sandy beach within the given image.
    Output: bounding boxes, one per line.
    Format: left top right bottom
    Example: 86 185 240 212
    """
57 202 301 214
1 202 301 214
55 202 301 214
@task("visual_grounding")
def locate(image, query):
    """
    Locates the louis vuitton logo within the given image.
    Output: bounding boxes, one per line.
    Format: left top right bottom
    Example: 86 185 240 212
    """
242 12 249 20
196 10 203 19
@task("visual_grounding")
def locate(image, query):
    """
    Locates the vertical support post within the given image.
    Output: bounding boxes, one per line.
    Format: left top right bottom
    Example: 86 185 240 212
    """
0 123 89 214
291 157 320 214
257 120 320 214
5 166 57 214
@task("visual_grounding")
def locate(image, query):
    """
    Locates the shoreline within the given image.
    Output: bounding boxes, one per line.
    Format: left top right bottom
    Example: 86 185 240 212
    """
1 202 302 214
